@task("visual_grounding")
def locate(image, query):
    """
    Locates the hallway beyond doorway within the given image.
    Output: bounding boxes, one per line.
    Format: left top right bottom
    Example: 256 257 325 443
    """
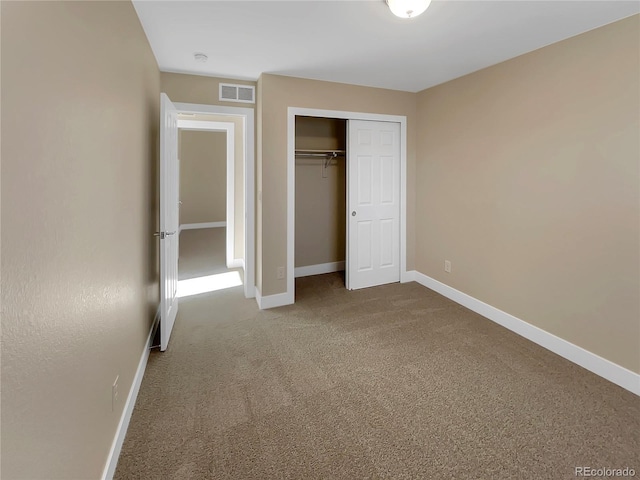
179 228 243 281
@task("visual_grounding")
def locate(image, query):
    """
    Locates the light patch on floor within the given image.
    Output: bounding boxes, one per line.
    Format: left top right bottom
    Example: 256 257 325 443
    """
177 271 243 298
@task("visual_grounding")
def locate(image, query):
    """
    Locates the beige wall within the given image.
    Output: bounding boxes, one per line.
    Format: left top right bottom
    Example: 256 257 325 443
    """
1 1 160 478
258 74 417 296
162 74 254 264
295 117 346 268
296 116 346 151
415 15 640 373
161 72 255 107
179 130 226 224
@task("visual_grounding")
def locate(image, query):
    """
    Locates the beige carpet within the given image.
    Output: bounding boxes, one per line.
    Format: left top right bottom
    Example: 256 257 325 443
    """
116 237 639 479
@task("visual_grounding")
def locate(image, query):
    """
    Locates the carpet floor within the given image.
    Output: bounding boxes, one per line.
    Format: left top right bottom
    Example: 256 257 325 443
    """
116 237 639 479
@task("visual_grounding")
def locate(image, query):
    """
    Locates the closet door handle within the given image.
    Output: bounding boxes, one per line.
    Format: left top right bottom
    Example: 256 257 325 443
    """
352 211 357 217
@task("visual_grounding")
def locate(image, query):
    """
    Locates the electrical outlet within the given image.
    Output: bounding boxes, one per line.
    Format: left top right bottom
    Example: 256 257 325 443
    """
112 375 119 412
276 266 285 279
444 260 451 273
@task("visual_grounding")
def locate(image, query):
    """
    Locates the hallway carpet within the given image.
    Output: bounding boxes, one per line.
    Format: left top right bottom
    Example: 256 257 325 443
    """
177 228 241 281
115 273 639 479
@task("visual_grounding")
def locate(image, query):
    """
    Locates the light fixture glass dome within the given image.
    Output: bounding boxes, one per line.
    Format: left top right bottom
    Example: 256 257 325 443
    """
386 0 431 18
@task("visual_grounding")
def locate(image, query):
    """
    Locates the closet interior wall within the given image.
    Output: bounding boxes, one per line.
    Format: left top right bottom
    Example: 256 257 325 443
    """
294 116 347 272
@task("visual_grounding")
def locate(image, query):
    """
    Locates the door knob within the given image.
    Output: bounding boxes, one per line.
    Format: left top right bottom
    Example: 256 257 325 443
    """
352 211 357 217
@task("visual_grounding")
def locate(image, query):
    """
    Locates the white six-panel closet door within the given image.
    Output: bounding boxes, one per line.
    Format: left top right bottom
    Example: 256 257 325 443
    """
347 120 401 290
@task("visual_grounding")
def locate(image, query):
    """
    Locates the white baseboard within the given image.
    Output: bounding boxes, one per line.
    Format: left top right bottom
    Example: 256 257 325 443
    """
255 286 294 310
179 222 226 233
401 270 416 283
101 307 159 480
409 270 640 396
294 261 345 278
227 258 244 269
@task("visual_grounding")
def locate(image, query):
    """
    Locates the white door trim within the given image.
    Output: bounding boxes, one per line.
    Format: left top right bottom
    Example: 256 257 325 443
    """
286 107 408 306
177 119 235 269
174 102 255 299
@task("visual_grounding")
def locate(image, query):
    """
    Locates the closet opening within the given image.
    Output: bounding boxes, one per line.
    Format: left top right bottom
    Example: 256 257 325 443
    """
294 116 347 287
285 106 407 308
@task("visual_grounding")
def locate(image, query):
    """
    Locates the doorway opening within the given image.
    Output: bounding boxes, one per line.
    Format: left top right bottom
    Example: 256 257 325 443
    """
175 102 256 300
176 118 241 298
157 96 255 350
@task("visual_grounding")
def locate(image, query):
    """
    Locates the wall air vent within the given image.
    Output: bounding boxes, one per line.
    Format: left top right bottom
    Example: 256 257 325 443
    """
219 83 255 104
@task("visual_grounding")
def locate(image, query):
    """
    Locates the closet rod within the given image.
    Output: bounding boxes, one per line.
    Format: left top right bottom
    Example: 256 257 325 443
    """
294 152 345 158
295 150 344 173
295 149 345 153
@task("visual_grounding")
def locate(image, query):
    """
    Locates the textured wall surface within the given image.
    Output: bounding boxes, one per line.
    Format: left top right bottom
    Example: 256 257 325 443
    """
415 15 640 373
179 130 227 224
1 1 160 478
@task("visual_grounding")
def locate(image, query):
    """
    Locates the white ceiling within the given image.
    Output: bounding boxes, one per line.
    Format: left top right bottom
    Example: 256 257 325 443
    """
133 1 639 93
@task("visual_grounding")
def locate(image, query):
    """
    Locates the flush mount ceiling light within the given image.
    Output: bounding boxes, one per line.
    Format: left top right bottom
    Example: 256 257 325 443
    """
194 52 208 63
386 0 431 18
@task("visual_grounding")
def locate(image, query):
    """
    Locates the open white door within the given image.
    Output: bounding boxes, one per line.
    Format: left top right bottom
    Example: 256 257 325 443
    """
347 120 401 290
159 93 179 351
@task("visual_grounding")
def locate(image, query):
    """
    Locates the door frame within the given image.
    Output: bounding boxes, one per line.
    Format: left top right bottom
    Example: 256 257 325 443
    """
287 107 409 303
177 119 236 269
174 102 256 299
